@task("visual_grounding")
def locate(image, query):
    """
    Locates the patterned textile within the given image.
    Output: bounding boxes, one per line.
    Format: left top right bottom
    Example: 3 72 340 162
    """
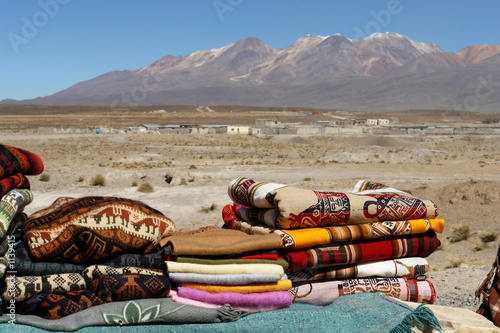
81 265 163 281
0 298 249 330
180 280 292 294
223 203 445 250
290 277 436 305
0 213 26 257
0 189 32 240
13 241 169 275
228 177 438 229
2 272 87 302
177 286 293 308
2 266 163 302
166 261 285 275
18 290 104 319
89 274 171 303
0 174 30 197
476 242 500 327
168 272 285 285
288 257 430 282
0 144 44 179
18 274 172 319
162 226 282 256
22 196 176 265
284 231 440 271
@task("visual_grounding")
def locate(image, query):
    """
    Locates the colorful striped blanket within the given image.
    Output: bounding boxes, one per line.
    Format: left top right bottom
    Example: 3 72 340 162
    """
228 177 438 229
223 203 444 249
284 231 440 271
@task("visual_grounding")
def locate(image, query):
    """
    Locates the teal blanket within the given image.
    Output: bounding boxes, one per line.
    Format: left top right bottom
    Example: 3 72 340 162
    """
0 293 442 333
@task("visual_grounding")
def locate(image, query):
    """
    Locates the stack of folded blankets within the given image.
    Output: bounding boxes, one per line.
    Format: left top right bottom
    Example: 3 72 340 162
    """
0 144 44 284
2 195 179 320
223 177 445 306
161 227 293 311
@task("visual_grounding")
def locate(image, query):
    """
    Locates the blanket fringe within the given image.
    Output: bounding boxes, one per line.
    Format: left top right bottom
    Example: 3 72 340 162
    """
390 303 443 333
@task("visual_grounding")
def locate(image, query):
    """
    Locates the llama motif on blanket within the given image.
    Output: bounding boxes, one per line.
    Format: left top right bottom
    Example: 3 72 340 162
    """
22 196 176 265
228 177 438 229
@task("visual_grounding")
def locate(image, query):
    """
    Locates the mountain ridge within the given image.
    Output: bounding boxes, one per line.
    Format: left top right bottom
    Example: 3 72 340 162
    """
3 32 500 112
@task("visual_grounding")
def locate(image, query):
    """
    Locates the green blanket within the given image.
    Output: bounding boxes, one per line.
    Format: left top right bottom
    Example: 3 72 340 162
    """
0 293 442 332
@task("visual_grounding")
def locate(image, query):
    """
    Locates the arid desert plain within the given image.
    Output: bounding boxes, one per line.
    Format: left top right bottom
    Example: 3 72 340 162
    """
1 105 500 312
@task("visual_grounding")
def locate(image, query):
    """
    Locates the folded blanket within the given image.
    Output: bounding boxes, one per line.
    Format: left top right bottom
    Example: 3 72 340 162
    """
288 257 430 282
168 272 285 285
18 274 172 319
0 144 44 179
172 256 289 270
223 203 445 250
180 279 292 294
177 286 293 308
290 277 436 305
22 196 176 265
0 213 26 258
2 266 163 302
0 297 250 331
0 174 30 197
284 231 440 271
89 274 171 303
162 226 283 256
0 189 32 238
166 261 285 276
13 241 169 275
228 177 438 229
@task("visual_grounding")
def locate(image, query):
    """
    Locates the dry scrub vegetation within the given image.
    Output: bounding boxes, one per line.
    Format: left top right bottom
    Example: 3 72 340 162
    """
1 107 500 311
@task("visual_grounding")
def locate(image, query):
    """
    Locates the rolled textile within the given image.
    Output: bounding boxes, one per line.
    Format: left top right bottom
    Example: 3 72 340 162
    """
223 203 445 250
0 298 250 331
0 144 44 179
22 196 176 265
161 226 283 256
288 257 430 282
0 189 33 238
180 279 292 294
290 277 436 305
18 274 172 319
284 230 440 271
0 174 30 197
177 286 293 308
166 261 284 276
2 266 164 302
168 272 285 285
228 177 438 229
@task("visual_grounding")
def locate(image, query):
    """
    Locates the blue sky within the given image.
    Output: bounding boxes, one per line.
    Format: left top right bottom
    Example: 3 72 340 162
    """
1 0 499 101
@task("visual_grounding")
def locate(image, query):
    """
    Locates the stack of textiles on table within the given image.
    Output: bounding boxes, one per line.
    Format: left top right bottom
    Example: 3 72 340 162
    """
0 144 44 285
1 195 181 320
223 177 445 306
161 227 293 311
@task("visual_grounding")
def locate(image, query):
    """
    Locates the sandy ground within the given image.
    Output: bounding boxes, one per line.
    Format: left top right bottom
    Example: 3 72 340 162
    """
2 130 500 314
